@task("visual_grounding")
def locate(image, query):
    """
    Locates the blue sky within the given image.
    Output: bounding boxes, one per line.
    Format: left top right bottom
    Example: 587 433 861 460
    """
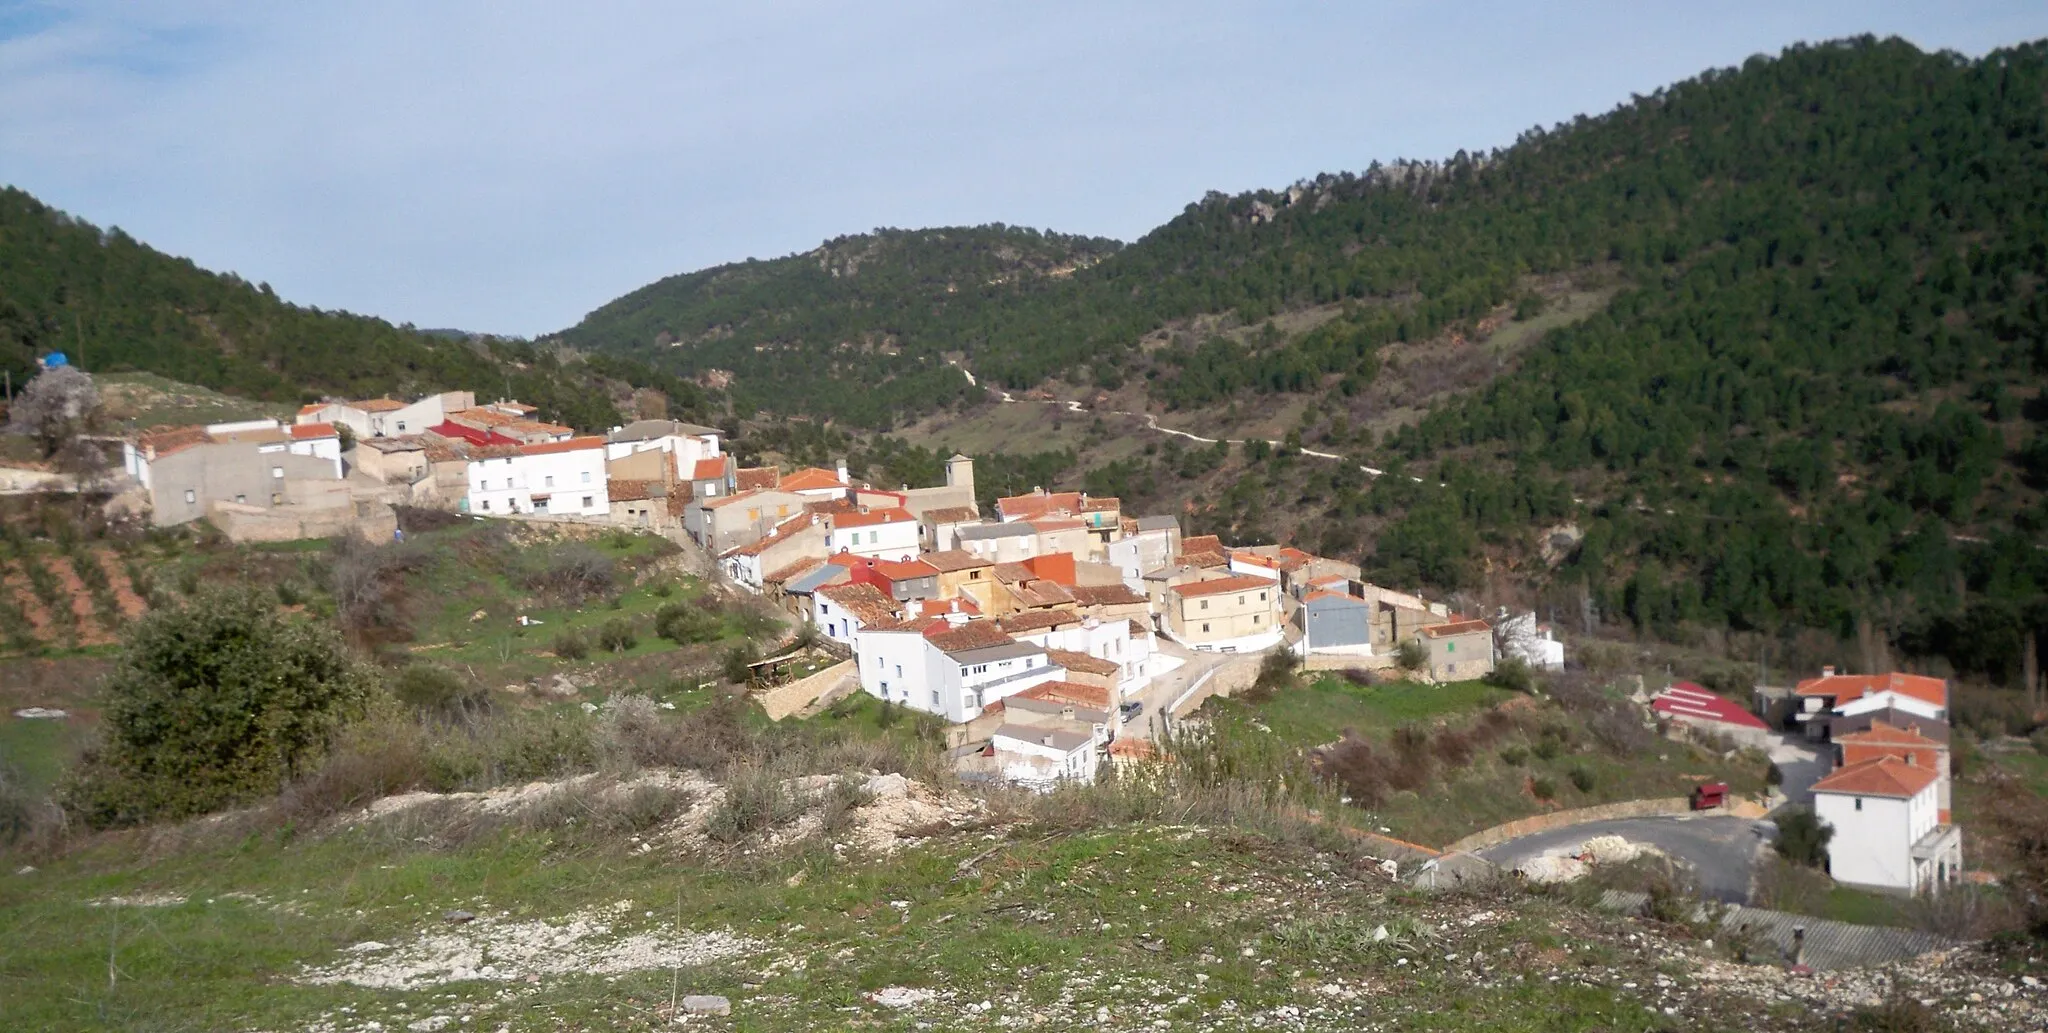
3 2 2046 337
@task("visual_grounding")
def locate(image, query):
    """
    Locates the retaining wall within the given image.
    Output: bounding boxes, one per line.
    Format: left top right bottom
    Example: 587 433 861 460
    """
1301 652 1397 673
757 659 857 721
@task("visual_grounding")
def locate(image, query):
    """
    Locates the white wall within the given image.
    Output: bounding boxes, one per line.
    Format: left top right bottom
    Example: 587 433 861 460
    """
857 630 946 710
288 436 343 476
1837 691 1945 722
813 593 874 647
604 432 718 465
991 732 1099 788
1817 787 1928 891
825 519 919 561
465 447 609 517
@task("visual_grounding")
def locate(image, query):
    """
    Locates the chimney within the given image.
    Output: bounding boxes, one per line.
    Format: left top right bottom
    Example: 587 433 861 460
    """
1822 665 1836 678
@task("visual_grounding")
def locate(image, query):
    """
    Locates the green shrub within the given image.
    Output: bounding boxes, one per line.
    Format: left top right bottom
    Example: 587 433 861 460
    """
654 600 723 645
552 630 590 661
64 587 377 827
1531 736 1562 761
722 644 759 685
598 618 638 654
1498 746 1528 766
1530 776 1557 801
1394 639 1428 672
1773 806 1833 868
650 581 675 598
393 665 488 718
706 765 804 844
1484 656 1535 694
1568 765 1596 792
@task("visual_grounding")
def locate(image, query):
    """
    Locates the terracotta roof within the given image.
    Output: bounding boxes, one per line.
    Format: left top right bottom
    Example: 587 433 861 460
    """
290 422 339 440
1421 619 1492 638
1071 584 1146 607
1651 682 1769 731
1010 580 1077 608
1172 575 1276 599
354 398 407 412
815 582 899 626
426 421 521 447
779 467 847 492
1233 547 1316 572
996 490 1082 520
608 479 662 503
137 425 212 457
1045 649 1119 676
1303 589 1362 604
728 514 819 557
450 406 519 426
764 556 825 584
1012 680 1111 710
829 506 914 529
868 558 939 581
912 597 980 618
492 401 538 414
363 436 425 453
1794 672 1948 710
1181 534 1222 555
297 403 329 416
422 442 465 463
689 457 728 480
1836 720 1945 750
735 467 781 491
1109 738 1157 759
512 419 575 438
926 621 1017 653
921 506 980 524
517 436 605 456
1810 756 1940 799
922 549 993 573
997 610 1083 634
1079 496 1120 512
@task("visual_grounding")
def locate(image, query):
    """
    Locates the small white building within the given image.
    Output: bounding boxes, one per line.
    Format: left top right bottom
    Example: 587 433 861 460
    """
1495 611 1565 671
988 722 1099 789
464 437 609 518
298 391 476 440
822 507 919 562
604 419 723 465
812 582 899 648
855 621 1064 723
1811 756 1962 894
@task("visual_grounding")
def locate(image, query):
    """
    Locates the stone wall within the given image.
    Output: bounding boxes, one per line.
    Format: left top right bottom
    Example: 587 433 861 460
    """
757 658 857 721
1302 652 1398 673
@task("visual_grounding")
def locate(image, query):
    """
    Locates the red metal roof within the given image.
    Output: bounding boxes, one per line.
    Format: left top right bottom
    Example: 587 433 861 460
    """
1651 681 1769 731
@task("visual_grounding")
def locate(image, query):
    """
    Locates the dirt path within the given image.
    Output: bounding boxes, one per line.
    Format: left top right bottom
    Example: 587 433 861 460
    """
2 564 54 641
46 555 116 645
94 549 149 618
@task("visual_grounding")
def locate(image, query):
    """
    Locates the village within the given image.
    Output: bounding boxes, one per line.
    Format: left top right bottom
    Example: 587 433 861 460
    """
80 387 1970 900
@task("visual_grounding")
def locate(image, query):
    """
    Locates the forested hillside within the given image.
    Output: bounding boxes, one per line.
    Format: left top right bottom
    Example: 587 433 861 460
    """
0 189 711 431
573 36 2048 679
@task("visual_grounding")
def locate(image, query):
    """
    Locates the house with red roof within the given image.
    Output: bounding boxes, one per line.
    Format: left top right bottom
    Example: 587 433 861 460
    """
822 505 918 562
1812 753 1962 894
462 436 610 518
1160 574 1284 653
1793 667 1948 740
296 391 477 439
1416 618 1495 682
1650 682 1773 748
122 418 347 529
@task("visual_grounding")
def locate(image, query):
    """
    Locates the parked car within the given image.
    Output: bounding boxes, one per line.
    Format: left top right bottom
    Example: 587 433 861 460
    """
1119 700 1144 720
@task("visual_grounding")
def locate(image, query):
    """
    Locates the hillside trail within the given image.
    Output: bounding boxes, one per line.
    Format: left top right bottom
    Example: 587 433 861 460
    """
946 360 1410 481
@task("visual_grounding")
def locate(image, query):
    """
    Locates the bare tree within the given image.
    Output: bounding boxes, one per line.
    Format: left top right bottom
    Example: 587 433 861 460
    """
7 366 100 458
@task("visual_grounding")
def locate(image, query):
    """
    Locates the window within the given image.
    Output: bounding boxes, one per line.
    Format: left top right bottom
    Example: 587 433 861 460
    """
396 421 406 432
894 665 903 678
930 690 941 707
1253 615 1262 625
184 489 197 505
1237 595 1245 605
234 494 246 504
581 496 593 508
1855 798 1863 811
1447 641 1456 652
481 500 491 511
1259 591 1267 601
1200 599 1209 610
272 465 284 479
545 475 555 488
1202 623 1211 633
959 666 970 677
581 471 592 484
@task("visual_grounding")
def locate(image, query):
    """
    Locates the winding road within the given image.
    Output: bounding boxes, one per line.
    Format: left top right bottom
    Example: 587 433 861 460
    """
1475 815 1776 903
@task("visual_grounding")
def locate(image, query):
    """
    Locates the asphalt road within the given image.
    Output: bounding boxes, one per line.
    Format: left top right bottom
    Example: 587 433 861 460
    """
1474 815 1775 903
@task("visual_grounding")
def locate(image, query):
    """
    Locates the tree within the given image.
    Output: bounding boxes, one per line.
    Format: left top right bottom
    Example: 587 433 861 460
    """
6 365 98 457
65 586 377 826
1773 807 1834 868
1395 638 1428 673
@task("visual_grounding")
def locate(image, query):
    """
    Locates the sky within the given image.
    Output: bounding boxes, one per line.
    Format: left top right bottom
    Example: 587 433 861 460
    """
3 3 2046 338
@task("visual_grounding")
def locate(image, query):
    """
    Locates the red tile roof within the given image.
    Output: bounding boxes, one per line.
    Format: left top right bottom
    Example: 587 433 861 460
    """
867 557 939 581
997 490 1082 520
921 506 980 524
1172 575 1276 599
1836 720 1945 750
997 610 1082 634
764 556 825 584
1012 680 1111 710
815 582 899 626
1810 756 1940 799
518 436 605 456
736 467 781 491
297 403 329 416
137 425 212 457
926 621 1017 653
689 457 728 481
1070 584 1146 607
1421 619 1492 638
1794 672 1947 710
354 398 407 412
1079 496 1120 512
829 506 914 529
922 549 992 573
608 479 662 503
1651 682 1769 731
426 421 520 447
1044 649 1119 676
779 467 846 492
728 514 819 557
290 422 339 440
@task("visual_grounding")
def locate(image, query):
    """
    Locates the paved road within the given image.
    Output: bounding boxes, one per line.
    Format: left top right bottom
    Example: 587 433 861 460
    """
1474 816 1775 903
1119 639 1231 742
1768 735 1828 806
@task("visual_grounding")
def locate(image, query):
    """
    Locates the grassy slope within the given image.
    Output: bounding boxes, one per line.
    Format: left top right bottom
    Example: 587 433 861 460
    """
1 816 1797 1033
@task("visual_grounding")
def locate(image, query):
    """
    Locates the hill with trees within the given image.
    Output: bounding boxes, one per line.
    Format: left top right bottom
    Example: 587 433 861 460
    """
575 36 2048 681
0 189 713 432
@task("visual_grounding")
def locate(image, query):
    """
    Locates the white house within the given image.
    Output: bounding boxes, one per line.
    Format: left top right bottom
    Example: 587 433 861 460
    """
856 621 1064 723
298 391 476 439
1006 616 1171 701
823 506 919 562
1792 669 1948 740
1811 756 1962 894
1495 611 1566 671
777 463 852 501
989 722 1099 789
604 419 723 465
812 582 899 648
464 437 609 517
124 418 342 489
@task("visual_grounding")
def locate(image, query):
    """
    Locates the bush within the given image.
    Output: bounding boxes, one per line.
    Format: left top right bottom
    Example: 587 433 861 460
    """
1568 765 1596 792
1531 735 1563 761
522 545 616 605
1498 746 1528 766
552 630 590 661
1530 776 1557 800
654 600 723 645
723 644 759 685
705 764 805 844
1484 656 1536 694
65 587 377 827
597 617 638 654
393 665 488 719
1394 639 1427 672
1773 806 1833 868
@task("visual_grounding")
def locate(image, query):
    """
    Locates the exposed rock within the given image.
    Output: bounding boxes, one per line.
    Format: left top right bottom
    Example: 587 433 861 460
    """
681 995 730 1016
